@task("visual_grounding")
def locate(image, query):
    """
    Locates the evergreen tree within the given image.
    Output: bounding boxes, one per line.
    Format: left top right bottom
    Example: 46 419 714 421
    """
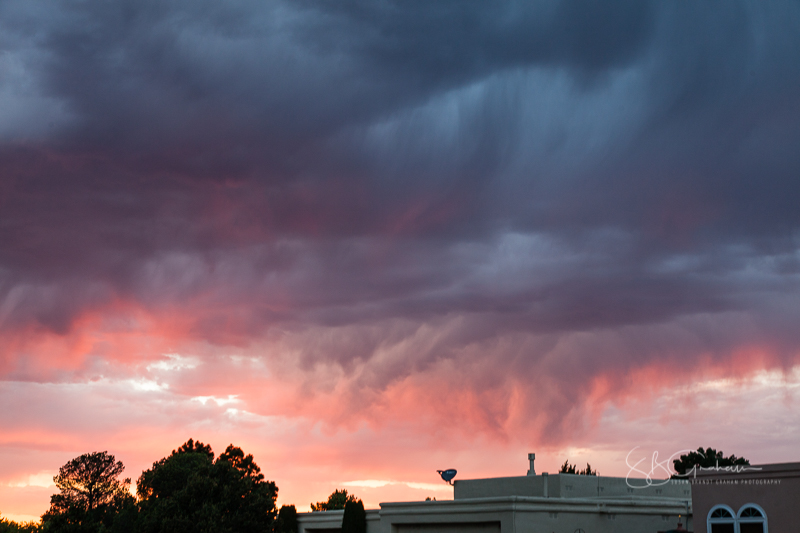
276 505 297 533
40 452 132 533
136 439 277 533
340 500 366 533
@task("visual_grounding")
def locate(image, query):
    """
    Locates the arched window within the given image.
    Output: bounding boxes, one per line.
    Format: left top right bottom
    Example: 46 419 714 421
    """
707 505 736 533
737 504 768 533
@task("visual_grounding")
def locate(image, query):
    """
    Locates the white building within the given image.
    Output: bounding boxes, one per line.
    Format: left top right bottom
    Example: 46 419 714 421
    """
297 453 693 533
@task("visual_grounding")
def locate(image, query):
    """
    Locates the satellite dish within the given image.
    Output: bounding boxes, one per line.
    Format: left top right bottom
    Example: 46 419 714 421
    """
437 469 457 485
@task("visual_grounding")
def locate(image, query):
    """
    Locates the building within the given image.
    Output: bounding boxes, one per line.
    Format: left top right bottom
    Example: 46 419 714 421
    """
691 461 800 533
297 453 693 533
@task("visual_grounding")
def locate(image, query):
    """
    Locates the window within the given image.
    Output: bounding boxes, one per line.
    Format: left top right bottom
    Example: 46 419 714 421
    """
740 508 763 517
738 504 768 533
708 505 735 533
711 508 733 518
707 504 769 533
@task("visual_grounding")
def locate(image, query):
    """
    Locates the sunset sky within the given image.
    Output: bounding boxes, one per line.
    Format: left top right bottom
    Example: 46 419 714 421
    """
2 0 800 523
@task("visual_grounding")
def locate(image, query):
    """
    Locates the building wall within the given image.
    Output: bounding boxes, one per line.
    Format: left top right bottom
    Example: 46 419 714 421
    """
454 475 546 499
454 472 692 502
378 499 513 533
392 523 500 533
297 509 381 533
691 462 800 533
507 498 690 533
298 497 691 533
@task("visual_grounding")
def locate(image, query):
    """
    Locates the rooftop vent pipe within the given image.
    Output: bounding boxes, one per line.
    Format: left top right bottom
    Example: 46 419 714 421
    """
527 453 536 476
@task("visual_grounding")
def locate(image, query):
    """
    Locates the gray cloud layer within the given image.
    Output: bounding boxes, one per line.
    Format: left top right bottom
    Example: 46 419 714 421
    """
1 1 800 413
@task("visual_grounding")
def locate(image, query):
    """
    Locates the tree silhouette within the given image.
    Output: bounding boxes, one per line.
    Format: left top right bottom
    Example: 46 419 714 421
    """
1 513 40 533
171 438 214 459
311 489 359 512
136 439 277 533
672 447 749 477
559 460 597 476
41 451 132 532
51 452 130 512
341 500 366 533
276 505 298 533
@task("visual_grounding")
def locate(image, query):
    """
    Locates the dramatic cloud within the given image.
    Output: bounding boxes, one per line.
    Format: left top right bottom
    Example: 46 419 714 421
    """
1 0 800 520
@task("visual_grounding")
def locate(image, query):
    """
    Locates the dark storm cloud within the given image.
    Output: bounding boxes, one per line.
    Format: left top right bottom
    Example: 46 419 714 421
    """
1 0 800 372
18 0 656 143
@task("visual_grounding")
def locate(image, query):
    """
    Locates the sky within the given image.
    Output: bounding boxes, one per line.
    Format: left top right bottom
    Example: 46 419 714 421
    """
2 0 800 522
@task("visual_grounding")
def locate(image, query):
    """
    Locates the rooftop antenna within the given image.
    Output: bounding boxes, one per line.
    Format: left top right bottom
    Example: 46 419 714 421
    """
437 469 457 485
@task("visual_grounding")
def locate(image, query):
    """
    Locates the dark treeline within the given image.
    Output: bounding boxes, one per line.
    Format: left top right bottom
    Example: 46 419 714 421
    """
0 517 39 533
2 439 298 533
558 460 597 476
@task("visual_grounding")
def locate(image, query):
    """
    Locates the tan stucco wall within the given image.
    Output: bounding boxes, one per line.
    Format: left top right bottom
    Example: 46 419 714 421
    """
691 462 800 533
